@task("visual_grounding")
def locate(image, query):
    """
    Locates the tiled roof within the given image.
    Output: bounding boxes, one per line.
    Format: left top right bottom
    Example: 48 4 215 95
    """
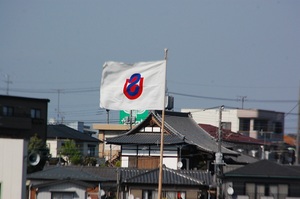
199 124 264 145
284 134 296 146
153 111 237 155
32 179 95 189
224 159 300 179
28 165 213 187
48 124 100 142
120 166 211 186
106 132 185 145
27 166 107 182
224 153 259 164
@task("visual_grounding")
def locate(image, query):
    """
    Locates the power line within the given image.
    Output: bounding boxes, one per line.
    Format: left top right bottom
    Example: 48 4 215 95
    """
0 87 99 94
169 91 297 103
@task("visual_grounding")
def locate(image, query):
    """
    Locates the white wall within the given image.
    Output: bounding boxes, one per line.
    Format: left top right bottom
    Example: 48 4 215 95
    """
47 140 58 157
121 145 178 169
0 138 27 199
36 182 87 199
182 108 239 132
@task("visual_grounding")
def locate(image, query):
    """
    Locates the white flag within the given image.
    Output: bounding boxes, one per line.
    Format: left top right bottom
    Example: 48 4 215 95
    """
100 60 166 110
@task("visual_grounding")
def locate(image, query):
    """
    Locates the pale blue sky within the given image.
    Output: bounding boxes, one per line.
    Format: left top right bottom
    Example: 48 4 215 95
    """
0 1 299 134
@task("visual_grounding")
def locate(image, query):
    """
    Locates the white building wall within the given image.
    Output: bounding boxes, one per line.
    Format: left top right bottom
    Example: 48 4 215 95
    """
47 140 58 157
0 138 27 199
182 108 240 132
121 146 178 169
36 182 87 199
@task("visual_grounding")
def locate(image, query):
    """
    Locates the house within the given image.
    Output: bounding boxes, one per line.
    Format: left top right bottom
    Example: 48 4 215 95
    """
92 124 132 162
182 108 284 143
222 159 300 199
27 165 112 199
0 95 49 198
0 95 49 141
117 165 212 199
199 124 265 159
27 164 213 199
106 110 238 171
47 124 101 163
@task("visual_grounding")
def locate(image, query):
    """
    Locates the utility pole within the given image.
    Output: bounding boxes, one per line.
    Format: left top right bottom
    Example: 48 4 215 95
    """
296 87 300 165
4 74 12 95
56 89 64 124
216 105 224 199
238 96 247 109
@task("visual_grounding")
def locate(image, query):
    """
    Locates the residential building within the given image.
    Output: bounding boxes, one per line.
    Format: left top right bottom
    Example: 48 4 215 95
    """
0 95 49 141
27 164 212 199
118 166 212 199
27 166 110 199
199 124 265 159
0 95 49 199
182 108 284 143
222 159 300 199
92 124 132 162
47 124 101 161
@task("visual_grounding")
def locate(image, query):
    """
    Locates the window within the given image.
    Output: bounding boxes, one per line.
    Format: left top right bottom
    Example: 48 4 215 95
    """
51 192 74 199
2 106 14 116
274 122 283 134
245 183 288 199
88 144 96 156
31 108 41 118
142 191 186 199
254 119 268 131
222 122 231 130
239 118 250 131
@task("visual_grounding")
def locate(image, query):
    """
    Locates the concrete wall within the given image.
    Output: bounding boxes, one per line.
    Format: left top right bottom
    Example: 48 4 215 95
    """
0 138 27 199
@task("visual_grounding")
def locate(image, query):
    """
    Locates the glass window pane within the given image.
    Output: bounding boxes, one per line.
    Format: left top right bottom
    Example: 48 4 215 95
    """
270 185 278 199
256 185 265 199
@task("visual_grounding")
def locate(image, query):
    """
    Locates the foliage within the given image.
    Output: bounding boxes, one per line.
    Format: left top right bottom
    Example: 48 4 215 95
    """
82 156 97 166
60 139 82 165
27 134 49 174
114 160 121 167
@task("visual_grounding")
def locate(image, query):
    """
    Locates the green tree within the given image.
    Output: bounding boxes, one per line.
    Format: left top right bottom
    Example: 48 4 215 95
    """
27 134 49 173
60 139 82 165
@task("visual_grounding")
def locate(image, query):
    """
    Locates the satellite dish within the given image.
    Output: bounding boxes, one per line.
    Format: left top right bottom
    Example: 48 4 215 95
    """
177 161 183 169
227 187 234 195
128 194 134 199
100 190 105 196
28 152 41 166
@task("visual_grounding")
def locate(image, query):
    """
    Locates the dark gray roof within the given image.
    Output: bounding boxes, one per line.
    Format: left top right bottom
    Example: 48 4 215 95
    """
27 166 107 182
153 111 237 155
32 179 95 189
224 153 259 164
107 132 185 145
121 166 211 186
48 124 100 142
224 159 300 179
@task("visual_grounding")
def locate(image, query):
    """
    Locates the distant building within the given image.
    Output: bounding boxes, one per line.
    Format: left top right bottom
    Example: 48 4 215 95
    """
47 124 101 159
182 108 284 143
0 95 50 141
92 124 131 161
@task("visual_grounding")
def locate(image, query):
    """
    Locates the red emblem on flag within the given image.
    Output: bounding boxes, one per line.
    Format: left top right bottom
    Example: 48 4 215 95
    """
123 73 144 100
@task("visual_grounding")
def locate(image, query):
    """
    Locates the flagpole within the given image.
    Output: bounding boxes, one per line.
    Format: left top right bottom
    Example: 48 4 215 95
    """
158 48 168 199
